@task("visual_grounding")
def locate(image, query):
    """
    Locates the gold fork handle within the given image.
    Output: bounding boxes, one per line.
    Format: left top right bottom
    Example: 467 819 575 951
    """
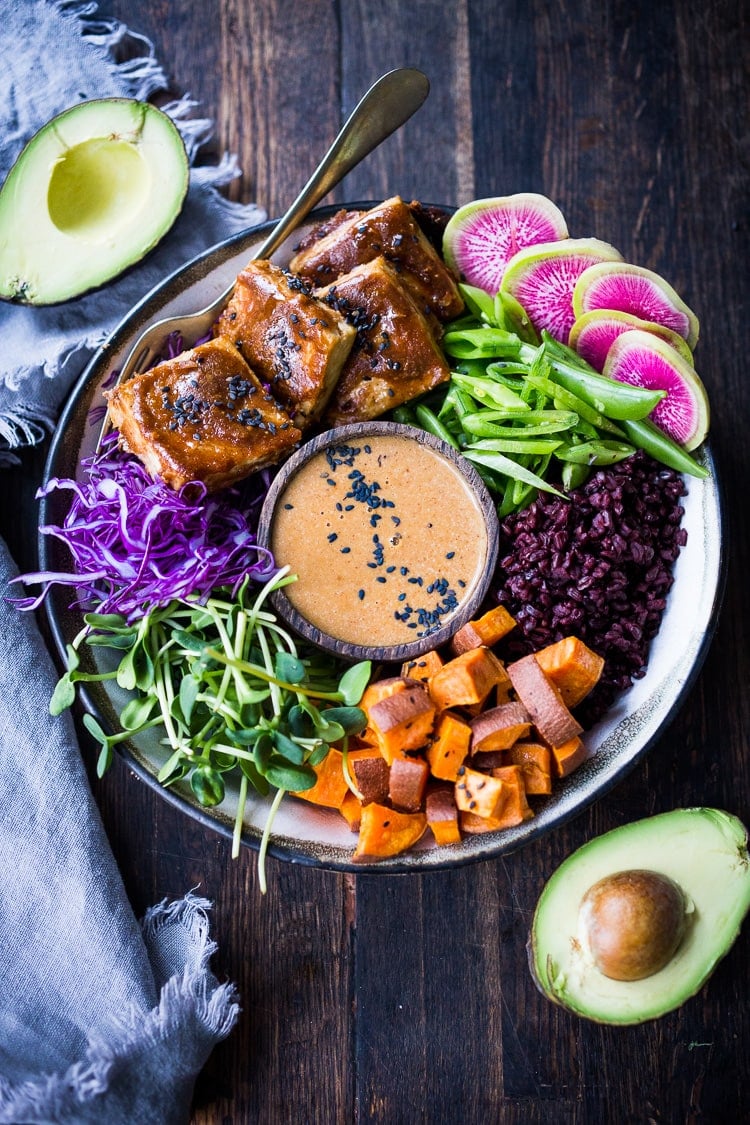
97 68 429 450
247 67 430 266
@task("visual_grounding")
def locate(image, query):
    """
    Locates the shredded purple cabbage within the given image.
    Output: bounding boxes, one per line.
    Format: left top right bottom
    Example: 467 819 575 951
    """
13 434 275 620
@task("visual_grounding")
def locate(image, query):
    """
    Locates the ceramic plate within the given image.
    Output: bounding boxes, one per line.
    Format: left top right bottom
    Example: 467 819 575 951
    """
40 206 726 872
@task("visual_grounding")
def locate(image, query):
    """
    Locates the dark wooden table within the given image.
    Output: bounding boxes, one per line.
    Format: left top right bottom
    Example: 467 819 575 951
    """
2 2 747 1121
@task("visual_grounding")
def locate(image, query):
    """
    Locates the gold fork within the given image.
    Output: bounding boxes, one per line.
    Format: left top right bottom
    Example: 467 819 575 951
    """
96 67 430 450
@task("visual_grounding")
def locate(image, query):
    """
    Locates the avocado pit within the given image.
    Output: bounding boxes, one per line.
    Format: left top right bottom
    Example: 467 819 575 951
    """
579 869 686 981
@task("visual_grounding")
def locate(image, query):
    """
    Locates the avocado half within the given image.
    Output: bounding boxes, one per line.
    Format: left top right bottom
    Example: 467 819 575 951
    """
0 98 189 305
528 808 750 1025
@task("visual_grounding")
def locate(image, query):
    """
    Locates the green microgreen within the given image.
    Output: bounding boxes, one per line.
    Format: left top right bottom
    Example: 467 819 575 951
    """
53 567 370 891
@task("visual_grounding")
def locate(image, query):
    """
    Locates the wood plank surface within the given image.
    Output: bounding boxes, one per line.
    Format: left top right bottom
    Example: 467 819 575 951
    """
1 1 747 1121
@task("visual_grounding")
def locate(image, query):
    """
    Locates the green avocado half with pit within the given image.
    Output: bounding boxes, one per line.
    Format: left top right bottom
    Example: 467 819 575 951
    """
0 98 189 305
528 808 750 1025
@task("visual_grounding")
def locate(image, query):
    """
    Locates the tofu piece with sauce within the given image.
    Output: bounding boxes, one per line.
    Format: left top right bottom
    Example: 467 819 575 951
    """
215 259 356 427
315 256 451 425
105 335 301 492
289 195 465 322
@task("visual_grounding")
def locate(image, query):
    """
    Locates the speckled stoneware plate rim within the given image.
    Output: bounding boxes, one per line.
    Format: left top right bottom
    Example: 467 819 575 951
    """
40 204 726 874
256 419 499 663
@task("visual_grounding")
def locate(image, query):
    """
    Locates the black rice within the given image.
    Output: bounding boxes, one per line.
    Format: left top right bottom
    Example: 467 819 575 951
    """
493 452 688 726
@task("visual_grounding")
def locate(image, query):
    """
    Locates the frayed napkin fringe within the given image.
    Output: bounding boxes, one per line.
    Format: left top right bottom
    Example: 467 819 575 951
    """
0 3 266 456
0 406 51 452
53 0 171 103
0 895 239 1124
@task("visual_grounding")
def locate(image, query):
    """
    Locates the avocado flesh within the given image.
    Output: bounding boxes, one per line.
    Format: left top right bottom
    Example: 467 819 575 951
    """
529 808 750 1025
0 98 188 305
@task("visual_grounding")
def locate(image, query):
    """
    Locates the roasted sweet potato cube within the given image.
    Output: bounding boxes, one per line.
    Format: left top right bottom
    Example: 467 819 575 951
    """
426 786 461 846
470 701 532 753
506 654 583 748
450 605 517 655
470 750 507 771
506 741 553 795
360 676 413 713
350 749 391 805
460 764 534 832
426 711 472 781
462 662 513 713
495 675 514 705
489 765 535 825
401 649 444 684
429 647 508 711
291 748 348 809
550 735 587 778
454 766 506 819
360 676 414 745
316 257 451 426
215 259 355 427
534 635 605 708
368 683 436 763
389 756 430 812
354 803 427 860
339 790 362 832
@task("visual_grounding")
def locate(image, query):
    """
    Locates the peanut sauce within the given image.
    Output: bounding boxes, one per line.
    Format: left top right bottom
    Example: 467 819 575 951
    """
270 434 489 647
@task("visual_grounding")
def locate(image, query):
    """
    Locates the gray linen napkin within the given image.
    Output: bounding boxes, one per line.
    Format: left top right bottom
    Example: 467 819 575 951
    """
0 1 269 1119
0 544 238 1124
0 0 265 462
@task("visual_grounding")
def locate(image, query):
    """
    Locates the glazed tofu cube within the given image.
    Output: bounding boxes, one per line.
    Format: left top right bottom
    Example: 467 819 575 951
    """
105 336 301 491
315 256 451 425
215 259 355 427
289 195 464 321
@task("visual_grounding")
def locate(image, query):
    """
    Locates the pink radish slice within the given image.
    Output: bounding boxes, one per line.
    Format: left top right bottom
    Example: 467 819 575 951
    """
569 309 695 371
442 193 569 296
573 262 700 349
603 329 709 450
500 238 623 344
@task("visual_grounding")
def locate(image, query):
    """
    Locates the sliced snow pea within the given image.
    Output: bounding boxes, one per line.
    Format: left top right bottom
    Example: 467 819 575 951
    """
538 333 666 420
554 440 636 465
450 371 529 410
462 409 579 437
463 449 566 498
619 418 709 479
458 282 497 322
543 357 665 420
392 404 417 425
561 462 590 491
467 437 564 455
523 371 626 437
443 326 523 359
414 404 461 450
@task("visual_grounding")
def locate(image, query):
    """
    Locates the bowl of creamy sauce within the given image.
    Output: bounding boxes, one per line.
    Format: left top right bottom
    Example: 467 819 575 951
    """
257 421 499 661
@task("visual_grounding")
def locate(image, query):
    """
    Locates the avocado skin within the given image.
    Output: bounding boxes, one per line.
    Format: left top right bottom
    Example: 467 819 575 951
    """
528 808 750 1025
0 98 189 306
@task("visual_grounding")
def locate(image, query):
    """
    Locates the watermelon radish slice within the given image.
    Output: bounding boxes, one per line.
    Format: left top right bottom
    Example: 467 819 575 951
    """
442 193 568 297
569 309 695 372
603 329 709 450
573 261 700 349
500 238 623 344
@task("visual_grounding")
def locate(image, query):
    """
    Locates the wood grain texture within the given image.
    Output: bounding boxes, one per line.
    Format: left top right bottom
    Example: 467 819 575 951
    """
1 0 748 1121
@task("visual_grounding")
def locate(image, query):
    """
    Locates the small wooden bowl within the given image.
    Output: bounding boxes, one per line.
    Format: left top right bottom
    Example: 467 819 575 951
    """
256 421 499 663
